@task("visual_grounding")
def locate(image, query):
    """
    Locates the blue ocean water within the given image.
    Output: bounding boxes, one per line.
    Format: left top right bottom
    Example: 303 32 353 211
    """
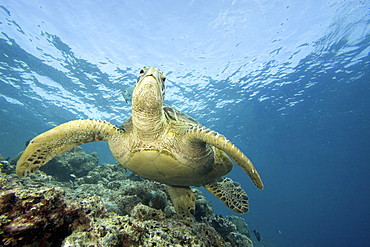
1 1 369 246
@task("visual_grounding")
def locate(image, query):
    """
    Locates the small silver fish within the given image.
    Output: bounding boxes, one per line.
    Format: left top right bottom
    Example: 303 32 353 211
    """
122 86 134 103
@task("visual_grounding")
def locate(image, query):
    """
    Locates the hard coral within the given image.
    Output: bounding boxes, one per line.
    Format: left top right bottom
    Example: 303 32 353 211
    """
3 147 256 246
75 162 127 185
211 215 254 247
40 147 99 182
130 203 165 220
63 212 227 247
227 215 252 238
0 186 88 246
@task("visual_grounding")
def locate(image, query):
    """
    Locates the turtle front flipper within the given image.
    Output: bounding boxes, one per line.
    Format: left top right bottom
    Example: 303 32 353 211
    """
204 177 249 214
186 125 264 190
16 119 120 177
166 185 196 220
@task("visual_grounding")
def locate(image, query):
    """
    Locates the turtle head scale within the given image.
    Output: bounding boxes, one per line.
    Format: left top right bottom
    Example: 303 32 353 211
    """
131 67 167 137
132 66 166 109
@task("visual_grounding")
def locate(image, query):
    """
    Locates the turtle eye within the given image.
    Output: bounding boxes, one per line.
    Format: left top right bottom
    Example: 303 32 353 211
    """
140 67 147 74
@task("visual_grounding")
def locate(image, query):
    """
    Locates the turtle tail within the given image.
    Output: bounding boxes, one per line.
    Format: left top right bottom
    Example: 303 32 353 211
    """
16 119 120 177
186 125 264 190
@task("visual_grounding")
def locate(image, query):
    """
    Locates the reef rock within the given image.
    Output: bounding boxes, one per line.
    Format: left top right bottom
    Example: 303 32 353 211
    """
40 147 99 182
227 215 252 238
0 154 14 175
0 186 88 246
64 203 226 246
0 148 255 246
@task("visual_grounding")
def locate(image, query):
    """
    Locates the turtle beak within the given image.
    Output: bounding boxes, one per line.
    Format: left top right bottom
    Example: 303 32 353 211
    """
136 67 166 96
132 67 166 110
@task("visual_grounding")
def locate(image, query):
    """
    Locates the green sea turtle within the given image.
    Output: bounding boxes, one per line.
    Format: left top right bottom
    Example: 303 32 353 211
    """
16 67 264 219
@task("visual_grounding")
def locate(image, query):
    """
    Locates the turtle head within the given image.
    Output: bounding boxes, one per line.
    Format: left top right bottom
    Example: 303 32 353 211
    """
132 67 166 108
132 67 166 111
131 67 167 136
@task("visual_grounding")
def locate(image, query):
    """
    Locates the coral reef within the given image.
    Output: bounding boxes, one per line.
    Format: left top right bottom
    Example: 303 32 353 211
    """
0 155 14 175
39 147 99 182
211 215 253 247
64 204 226 246
227 215 252 238
0 186 89 246
0 149 254 246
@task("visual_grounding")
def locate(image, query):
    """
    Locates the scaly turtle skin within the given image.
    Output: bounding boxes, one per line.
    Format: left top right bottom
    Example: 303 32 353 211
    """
16 67 264 219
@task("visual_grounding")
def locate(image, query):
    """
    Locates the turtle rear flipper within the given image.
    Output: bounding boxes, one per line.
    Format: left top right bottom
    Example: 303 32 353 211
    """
186 125 264 190
166 185 196 220
16 119 120 177
204 177 249 214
